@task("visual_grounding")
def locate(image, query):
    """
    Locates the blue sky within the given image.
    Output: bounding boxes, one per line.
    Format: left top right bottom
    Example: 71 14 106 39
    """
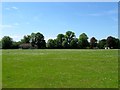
1 2 118 41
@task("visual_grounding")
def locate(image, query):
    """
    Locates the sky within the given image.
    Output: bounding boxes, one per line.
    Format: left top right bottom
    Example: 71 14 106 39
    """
1 2 118 42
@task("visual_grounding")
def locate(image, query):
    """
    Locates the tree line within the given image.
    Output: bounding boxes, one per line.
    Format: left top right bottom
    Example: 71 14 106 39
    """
0 31 120 49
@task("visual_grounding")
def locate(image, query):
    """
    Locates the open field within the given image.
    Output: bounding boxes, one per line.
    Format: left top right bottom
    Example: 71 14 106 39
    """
2 49 118 88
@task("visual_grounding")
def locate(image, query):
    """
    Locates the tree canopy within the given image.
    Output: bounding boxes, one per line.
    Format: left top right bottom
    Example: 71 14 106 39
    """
1 31 119 49
2 36 13 49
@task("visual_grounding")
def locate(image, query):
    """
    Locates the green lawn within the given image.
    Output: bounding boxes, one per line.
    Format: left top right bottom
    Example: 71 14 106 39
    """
2 49 118 88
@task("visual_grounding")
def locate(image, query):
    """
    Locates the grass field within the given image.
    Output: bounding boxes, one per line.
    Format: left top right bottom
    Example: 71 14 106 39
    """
2 49 118 88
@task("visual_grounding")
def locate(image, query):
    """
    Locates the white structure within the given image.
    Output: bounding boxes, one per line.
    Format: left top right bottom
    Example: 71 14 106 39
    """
105 47 110 49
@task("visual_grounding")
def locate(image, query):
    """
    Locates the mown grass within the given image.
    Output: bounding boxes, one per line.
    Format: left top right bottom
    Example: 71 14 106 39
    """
2 49 118 88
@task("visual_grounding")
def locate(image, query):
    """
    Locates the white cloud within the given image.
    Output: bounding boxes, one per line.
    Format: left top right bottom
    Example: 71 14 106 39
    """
0 23 20 30
5 6 18 10
11 6 18 10
82 9 118 17
13 23 19 26
5 8 10 10
10 35 23 41
88 13 103 16
0 24 14 28
45 36 56 42
0 34 23 41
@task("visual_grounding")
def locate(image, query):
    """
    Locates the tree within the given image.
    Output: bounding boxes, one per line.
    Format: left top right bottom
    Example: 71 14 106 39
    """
78 33 89 49
46 39 55 48
65 31 75 45
114 38 120 49
12 41 21 49
30 32 46 49
90 37 97 49
2 36 13 49
0 40 2 49
53 39 59 48
98 39 106 49
106 36 116 49
62 40 69 48
78 40 83 49
70 38 78 49
35 32 46 49
56 34 65 48
30 33 36 47
1 32 120 49
21 35 31 43
119 39 120 49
